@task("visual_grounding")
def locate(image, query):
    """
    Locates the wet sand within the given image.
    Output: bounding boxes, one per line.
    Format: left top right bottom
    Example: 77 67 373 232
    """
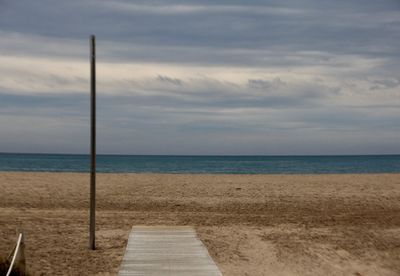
0 173 399 275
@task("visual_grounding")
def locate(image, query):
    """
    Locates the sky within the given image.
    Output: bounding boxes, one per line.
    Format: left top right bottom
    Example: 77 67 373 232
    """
0 0 399 155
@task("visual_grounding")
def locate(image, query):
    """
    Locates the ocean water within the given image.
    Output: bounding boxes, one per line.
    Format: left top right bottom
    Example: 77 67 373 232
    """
0 153 399 174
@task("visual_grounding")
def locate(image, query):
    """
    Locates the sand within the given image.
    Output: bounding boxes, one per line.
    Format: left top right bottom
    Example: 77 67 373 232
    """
0 172 399 275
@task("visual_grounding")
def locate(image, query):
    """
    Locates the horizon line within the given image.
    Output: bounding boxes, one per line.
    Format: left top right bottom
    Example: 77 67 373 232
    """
1 151 399 157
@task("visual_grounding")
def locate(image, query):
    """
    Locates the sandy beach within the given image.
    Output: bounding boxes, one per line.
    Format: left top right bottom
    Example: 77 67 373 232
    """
0 172 399 275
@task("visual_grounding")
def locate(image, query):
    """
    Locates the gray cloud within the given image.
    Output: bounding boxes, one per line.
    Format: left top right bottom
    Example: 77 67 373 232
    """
370 78 400 90
248 78 285 90
1 0 399 57
156 75 183 86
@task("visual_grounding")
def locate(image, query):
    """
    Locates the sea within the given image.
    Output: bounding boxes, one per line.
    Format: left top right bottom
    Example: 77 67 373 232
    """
0 153 399 174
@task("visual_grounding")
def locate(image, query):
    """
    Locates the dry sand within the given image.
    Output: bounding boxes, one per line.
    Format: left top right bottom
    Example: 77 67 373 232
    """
0 172 399 275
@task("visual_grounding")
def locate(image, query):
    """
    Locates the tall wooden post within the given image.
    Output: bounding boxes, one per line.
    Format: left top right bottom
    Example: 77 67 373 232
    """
89 35 96 250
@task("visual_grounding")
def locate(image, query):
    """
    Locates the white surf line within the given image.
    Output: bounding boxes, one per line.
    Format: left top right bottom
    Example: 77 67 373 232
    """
119 226 222 276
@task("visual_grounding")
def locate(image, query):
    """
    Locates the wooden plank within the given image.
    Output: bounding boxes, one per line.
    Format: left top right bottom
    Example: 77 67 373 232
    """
119 226 222 276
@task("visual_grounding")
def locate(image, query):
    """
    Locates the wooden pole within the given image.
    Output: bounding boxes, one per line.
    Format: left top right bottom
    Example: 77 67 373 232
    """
89 35 96 250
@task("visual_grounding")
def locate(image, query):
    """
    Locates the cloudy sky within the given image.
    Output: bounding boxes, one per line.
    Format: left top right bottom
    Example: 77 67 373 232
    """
0 0 399 155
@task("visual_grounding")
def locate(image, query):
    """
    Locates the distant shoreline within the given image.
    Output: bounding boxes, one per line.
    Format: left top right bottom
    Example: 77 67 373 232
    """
1 171 400 176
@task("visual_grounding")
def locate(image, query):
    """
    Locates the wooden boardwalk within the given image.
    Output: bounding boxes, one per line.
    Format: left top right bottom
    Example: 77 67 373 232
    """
118 226 222 276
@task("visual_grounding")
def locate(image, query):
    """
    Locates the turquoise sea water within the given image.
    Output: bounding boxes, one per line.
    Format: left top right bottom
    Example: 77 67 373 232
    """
0 153 399 174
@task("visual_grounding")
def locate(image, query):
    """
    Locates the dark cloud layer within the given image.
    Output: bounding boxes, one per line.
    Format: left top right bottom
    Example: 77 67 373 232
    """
2 0 400 60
